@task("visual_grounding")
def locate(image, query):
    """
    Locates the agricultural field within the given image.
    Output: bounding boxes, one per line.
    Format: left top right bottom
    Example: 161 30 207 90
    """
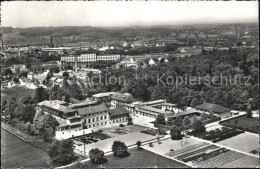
1 128 52 168
220 115 259 134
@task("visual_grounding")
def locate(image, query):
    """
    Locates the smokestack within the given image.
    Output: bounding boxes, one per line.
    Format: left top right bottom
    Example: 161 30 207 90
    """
50 36 53 47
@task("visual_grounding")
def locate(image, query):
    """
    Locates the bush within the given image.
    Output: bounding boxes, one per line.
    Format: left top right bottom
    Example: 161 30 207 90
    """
119 124 124 127
112 141 129 158
170 125 183 140
192 120 206 134
88 148 106 164
136 140 142 150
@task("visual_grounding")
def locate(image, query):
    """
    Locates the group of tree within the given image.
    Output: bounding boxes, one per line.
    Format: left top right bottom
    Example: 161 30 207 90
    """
84 48 258 110
33 112 59 142
48 139 77 166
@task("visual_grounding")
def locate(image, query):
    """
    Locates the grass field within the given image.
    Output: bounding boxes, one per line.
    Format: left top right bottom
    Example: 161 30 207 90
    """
220 115 259 134
1 87 35 101
1 128 53 168
73 148 189 168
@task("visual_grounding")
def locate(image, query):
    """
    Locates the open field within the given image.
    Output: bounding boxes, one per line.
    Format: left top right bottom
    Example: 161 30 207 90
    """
217 132 259 155
1 128 53 168
220 115 259 134
71 148 189 168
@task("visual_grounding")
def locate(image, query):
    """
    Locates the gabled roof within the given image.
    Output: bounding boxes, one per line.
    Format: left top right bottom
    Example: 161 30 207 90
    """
111 93 136 103
195 103 231 114
109 107 130 117
77 104 109 116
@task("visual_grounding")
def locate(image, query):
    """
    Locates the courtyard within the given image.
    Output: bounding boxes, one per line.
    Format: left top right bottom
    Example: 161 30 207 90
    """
73 132 158 155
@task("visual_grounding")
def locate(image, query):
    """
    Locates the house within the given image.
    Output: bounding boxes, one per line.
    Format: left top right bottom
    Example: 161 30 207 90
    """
111 93 137 108
149 59 155 65
92 92 116 105
27 72 35 80
109 107 130 124
119 58 139 68
195 103 231 119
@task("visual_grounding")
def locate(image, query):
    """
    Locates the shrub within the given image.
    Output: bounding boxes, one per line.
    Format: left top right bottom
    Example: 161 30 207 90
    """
136 140 142 150
88 148 106 164
119 124 124 127
192 120 206 134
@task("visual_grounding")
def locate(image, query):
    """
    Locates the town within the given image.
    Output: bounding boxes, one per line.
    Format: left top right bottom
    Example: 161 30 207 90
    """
1 1 259 169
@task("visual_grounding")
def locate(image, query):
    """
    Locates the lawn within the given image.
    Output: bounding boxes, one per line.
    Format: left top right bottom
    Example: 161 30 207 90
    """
220 115 259 134
217 132 259 155
73 148 189 168
1 128 53 168
1 87 35 101
87 132 111 140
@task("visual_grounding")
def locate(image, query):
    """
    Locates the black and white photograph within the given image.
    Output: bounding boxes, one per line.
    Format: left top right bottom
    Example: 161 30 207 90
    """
1 1 259 168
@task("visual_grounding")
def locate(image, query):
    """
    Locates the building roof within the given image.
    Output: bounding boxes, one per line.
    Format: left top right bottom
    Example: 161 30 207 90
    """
68 100 98 109
109 107 130 117
37 100 76 113
111 93 136 103
162 103 177 107
195 103 231 114
138 105 172 114
92 92 117 98
143 100 165 106
77 104 109 116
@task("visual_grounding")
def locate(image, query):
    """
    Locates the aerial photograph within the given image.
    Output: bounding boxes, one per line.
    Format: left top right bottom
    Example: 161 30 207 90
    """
1 1 259 168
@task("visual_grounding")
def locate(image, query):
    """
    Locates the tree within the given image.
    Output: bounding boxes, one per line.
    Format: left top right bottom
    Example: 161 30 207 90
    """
136 140 142 150
127 116 133 125
13 77 19 84
88 148 106 164
62 71 69 79
111 141 129 158
42 128 55 143
33 110 45 124
190 98 199 108
33 87 49 104
170 125 182 140
155 114 166 125
182 116 191 126
192 120 206 134
246 106 252 118
38 114 59 132
48 140 76 166
3 68 12 78
21 105 36 123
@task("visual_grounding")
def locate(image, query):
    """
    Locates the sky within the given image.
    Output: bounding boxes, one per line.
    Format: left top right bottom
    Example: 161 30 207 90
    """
1 1 258 28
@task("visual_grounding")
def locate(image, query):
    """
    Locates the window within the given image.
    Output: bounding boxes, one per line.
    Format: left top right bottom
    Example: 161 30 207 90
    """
89 125 91 128
93 124 95 127
92 118 95 122
96 117 99 121
101 116 103 120
88 119 91 123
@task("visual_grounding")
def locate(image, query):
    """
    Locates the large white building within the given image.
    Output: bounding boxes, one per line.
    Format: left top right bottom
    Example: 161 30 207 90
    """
61 54 120 68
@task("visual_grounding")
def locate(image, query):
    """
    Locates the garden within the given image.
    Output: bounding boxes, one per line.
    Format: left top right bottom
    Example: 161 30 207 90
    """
191 126 244 143
220 115 259 134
